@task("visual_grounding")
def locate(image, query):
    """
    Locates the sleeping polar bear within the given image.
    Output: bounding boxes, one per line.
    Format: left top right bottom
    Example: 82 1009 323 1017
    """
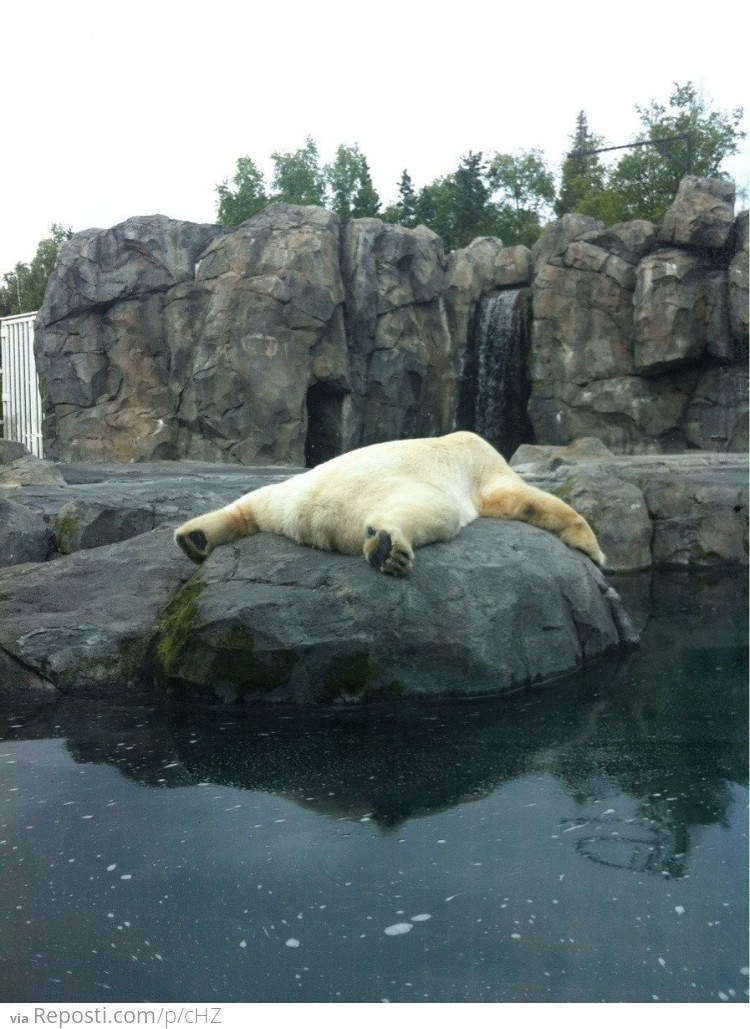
174 431 605 575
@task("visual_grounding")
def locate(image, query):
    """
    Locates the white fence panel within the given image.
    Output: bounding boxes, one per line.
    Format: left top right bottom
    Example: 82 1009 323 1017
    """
0 312 44 458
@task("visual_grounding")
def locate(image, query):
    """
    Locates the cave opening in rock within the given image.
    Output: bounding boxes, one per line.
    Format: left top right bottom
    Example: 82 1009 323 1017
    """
305 382 346 467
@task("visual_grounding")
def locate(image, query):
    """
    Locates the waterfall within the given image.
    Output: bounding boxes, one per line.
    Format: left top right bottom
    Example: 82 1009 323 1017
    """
456 287 533 458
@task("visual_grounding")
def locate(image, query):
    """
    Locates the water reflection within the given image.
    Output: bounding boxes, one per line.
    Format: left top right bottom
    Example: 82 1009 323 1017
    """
0 569 747 1003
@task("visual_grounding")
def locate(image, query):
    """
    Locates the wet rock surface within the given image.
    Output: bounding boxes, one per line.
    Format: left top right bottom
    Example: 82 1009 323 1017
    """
1 443 747 704
0 455 645 704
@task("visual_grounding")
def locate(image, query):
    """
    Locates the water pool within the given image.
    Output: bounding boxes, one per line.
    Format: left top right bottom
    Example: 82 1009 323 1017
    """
1 570 747 1003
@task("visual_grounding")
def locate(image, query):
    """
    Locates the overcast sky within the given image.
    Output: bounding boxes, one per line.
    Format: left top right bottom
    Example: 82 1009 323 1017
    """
1 0 748 274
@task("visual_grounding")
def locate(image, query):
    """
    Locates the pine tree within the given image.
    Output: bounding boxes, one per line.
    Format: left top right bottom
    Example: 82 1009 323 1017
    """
397 170 418 227
351 158 381 219
555 111 608 217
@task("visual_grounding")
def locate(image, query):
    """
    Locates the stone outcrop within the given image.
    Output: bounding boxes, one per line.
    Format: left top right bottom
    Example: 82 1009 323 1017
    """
341 219 453 447
36 207 351 466
2 448 747 703
0 438 65 488
32 178 748 466
511 444 748 572
528 177 747 453
151 520 632 705
172 205 348 466
37 216 223 463
657 175 736 249
729 210 749 346
0 476 635 703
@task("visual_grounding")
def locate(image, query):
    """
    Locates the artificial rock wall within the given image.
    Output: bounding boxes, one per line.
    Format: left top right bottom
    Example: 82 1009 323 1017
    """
34 176 748 465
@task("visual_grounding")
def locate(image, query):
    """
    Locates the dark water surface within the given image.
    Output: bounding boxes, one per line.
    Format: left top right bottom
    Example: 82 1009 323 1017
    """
1 571 747 1004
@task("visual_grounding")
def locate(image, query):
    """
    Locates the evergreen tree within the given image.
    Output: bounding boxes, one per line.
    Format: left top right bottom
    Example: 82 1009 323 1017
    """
452 151 490 248
351 158 381 219
555 111 609 218
396 170 418 227
415 176 458 248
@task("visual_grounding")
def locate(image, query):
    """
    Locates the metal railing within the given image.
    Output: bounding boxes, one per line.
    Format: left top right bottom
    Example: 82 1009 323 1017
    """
0 311 44 457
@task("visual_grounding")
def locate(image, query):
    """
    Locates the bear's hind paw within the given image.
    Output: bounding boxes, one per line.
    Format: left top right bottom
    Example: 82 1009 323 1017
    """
364 527 414 577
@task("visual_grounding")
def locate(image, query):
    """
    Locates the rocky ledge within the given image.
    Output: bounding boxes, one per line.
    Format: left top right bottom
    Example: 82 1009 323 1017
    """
1 441 746 706
0 445 647 705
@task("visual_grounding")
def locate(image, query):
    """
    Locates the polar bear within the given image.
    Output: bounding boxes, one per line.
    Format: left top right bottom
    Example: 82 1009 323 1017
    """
174 431 605 575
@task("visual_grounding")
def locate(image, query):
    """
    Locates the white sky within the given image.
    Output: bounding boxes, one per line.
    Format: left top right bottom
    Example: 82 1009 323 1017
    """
1 0 748 273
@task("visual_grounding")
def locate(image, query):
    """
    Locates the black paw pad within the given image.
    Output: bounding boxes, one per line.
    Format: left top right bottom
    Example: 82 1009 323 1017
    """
176 530 208 564
367 530 392 570
188 529 208 550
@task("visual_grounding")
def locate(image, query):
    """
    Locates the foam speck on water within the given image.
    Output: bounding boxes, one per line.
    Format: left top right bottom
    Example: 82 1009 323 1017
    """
384 923 412 936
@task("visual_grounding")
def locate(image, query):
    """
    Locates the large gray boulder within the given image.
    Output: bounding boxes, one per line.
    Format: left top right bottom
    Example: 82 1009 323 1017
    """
576 220 658 266
172 204 348 465
0 527 192 699
681 364 749 450
528 368 698 454
530 213 602 270
532 240 637 386
150 520 635 703
529 216 651 449
0 439 65 487
0 511 636 704
633 249 729 373
0 494 51 567
39 215 223 326
514 447 748 571
658 175 736 249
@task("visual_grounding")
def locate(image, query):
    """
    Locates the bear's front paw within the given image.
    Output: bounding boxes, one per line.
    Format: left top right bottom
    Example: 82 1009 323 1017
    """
363 526 414 576
561 519 606 568
174 526 211 564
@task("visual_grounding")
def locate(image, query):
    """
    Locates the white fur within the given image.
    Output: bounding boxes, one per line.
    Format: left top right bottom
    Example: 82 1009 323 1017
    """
174 432 605 574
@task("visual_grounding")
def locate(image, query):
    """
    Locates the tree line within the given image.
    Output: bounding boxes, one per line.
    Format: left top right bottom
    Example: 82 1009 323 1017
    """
0 83 744 317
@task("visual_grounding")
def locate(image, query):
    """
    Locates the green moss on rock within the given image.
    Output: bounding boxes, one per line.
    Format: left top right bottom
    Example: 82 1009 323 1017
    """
55 505 81 555
154 575 205 681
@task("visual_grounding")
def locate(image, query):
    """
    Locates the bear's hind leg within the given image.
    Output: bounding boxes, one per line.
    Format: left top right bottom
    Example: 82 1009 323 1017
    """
362 493 463 576
479 478 606 567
